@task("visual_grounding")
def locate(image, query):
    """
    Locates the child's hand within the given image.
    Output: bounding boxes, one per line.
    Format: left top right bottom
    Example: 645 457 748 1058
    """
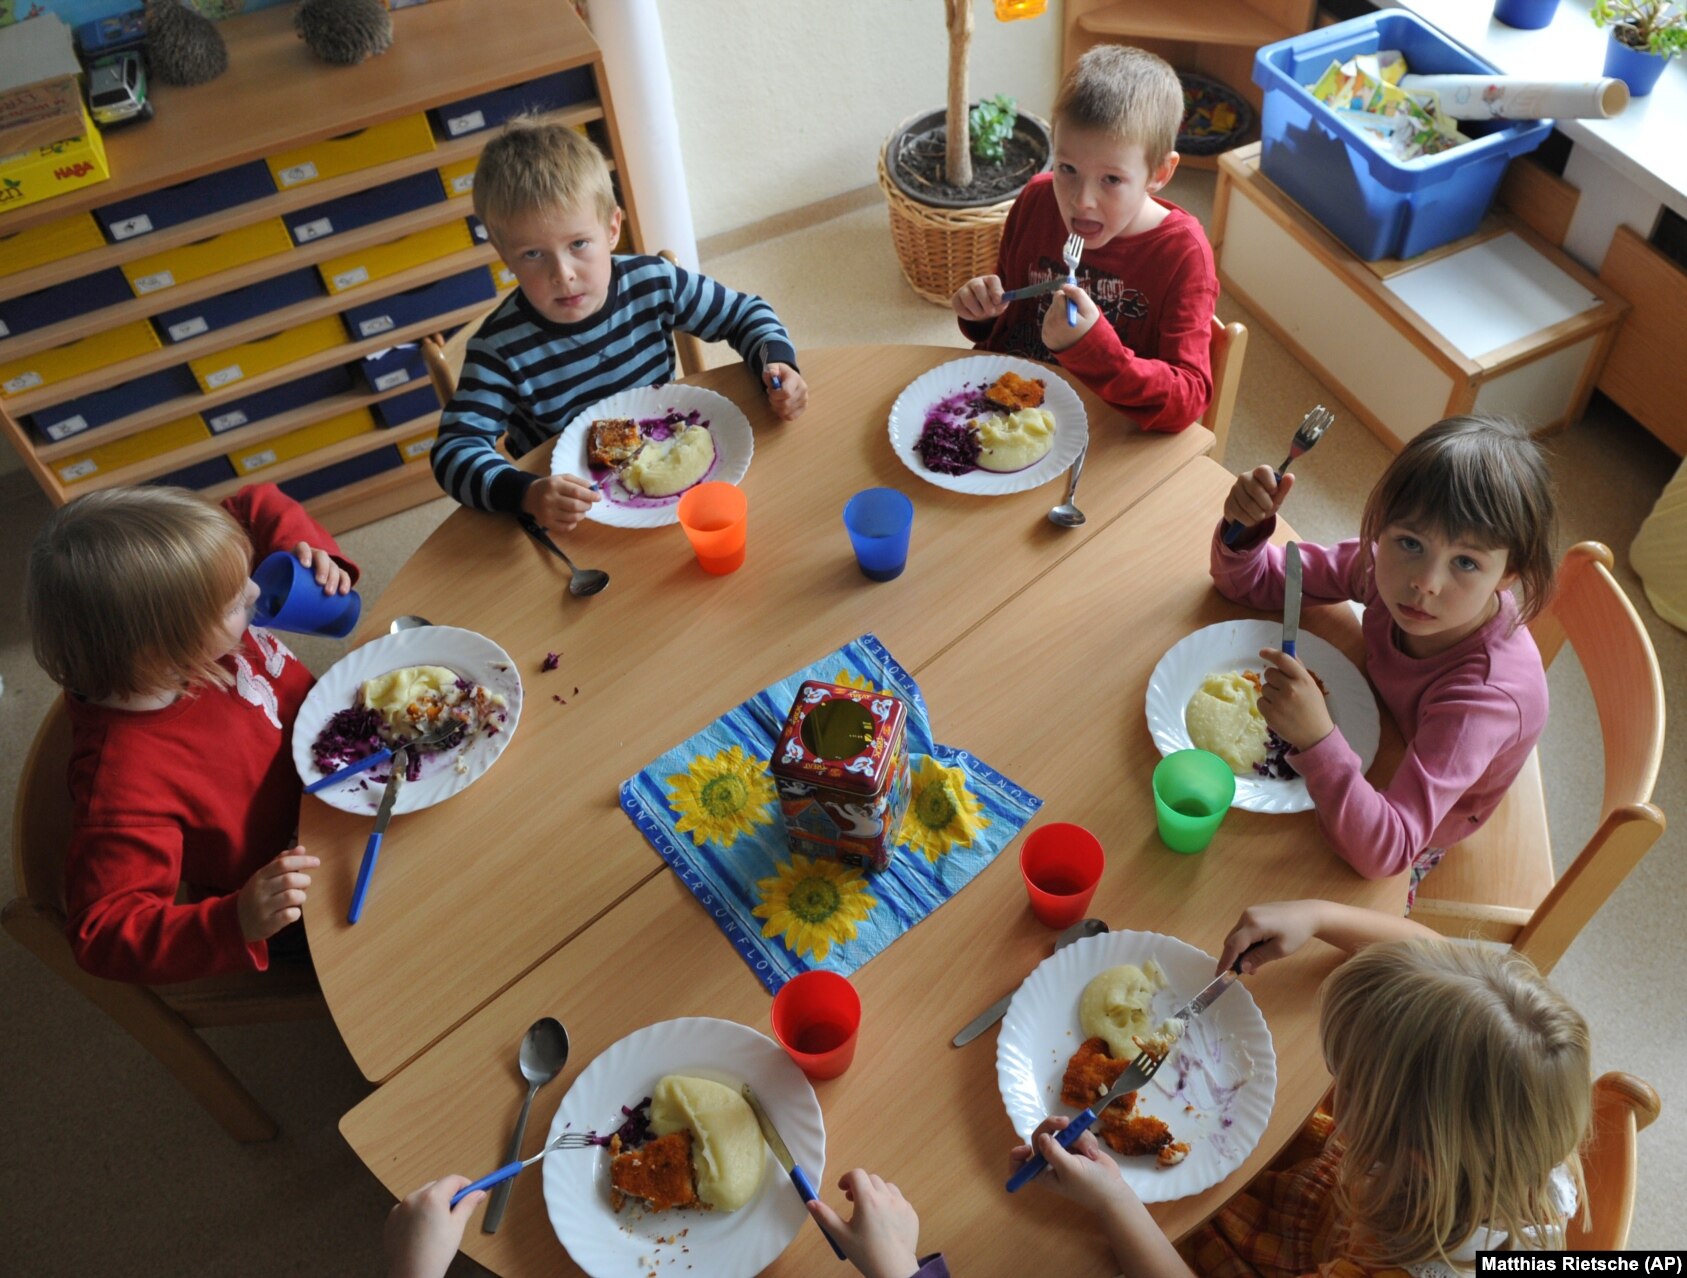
385 1176 485 1278
1256 647 1336 752
1010 1117 1129 1217
1041 283 1099 354
237 847 320 942
764 363 808 421
1223 466 1295 530
1217 901 1323 974
521 473 599 535
293 542 352 595
952 274 1007 322
807 1169 922 1278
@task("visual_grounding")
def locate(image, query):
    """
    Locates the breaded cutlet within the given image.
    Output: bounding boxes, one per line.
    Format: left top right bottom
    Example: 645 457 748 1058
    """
587 418 643 469
608 1129 698 1213
1061 1036 1134 1108
984 371 1046 411
1095 1105 1175 1158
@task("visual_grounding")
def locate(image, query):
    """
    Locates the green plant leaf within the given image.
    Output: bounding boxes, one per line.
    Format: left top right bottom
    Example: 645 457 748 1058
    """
969 93 1017 164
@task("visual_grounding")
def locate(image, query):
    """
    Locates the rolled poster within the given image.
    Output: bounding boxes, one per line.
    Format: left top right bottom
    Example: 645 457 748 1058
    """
1397 73 1629 120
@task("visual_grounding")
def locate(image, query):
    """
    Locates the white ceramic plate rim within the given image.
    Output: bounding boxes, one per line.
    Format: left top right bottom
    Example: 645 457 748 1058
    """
552 384 753 528
887 354 1088 495
542 1017 824 1278
1144 619 1381 814
996 930 1277 1203
291 625 522 815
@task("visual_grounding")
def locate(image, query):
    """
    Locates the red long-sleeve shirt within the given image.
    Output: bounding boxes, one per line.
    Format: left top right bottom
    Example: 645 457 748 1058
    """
62 484 358 984
958 173 1218 432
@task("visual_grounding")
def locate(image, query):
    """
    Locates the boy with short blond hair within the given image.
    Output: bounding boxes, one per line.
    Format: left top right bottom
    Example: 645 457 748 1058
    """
435 117 807 530
953 46 1217 433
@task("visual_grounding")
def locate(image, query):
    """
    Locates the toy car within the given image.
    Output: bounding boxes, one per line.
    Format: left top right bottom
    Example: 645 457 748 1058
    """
87 51 153 128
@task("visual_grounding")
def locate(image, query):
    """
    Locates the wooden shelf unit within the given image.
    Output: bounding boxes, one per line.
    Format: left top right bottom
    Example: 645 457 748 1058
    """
0 0 642 532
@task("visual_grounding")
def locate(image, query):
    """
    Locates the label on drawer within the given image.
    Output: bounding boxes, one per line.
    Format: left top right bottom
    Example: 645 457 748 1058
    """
402 436 434 460
4 370 43 393
357 314 395 337
58 458 98 482
373 368 411 391
46 414 88 440
277 161 319 187
109 214 154 240
168 316 210 341
205 364 244 389
448 173 474 195
332 266 371 291
494 265 515 289
208 408 249 433
445 110 487 136
238 447 278 472
294 217 334 244
0 320 8 337
132 270 176 295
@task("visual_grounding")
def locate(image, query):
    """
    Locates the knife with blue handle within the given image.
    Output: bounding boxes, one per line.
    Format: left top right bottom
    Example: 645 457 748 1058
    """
347 746 406 924
303 746 393 794
1001 277 1068 303
1282 541 1302 661
742 1084 847 1260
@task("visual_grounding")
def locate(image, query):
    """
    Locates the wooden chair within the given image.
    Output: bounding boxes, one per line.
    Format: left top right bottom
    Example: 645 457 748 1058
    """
1568 1072 1661 1249
1203 314 1248 463
2 702 327 1143
1412 542 1667 975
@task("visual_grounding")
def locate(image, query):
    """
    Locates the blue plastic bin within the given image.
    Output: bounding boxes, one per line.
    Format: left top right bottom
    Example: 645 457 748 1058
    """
152 267 326 345
340 266 496 341
205 364 355 435
149 455 237 491
282 171 444 248
357 343 427 394
26 364 200 443
373 382 441 429
278 445 402 502
0 268 133 339
93 162 277 243
429 67 595 139
1253 11 1552 261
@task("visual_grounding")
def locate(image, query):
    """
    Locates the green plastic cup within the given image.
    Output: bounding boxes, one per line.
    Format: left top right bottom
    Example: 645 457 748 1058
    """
1152 749 1237 854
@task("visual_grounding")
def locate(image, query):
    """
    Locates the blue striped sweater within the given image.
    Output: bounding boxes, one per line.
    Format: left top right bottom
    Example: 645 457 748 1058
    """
433 254 795 513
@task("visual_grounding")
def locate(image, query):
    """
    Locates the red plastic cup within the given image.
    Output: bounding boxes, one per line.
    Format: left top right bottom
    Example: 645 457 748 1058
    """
771 970 861 1080
1019 822 1105 928
676 481 748 575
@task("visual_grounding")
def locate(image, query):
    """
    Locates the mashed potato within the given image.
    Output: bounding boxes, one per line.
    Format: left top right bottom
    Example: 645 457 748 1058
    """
649 1075 764 1211
360 666 459 734
1185 671 1269 775
623 424 715 496
974 408 1055 473
1079 961 1167 1059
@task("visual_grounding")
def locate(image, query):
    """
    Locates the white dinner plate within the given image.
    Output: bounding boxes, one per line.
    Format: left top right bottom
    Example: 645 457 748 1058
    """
1144 619 1381 815
997 930 1276 1204
291 625 522 815
552 384 753 528
887 354 1088 495
542 1017 824 1278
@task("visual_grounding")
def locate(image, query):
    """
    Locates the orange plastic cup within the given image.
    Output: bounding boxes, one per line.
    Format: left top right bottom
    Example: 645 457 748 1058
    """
676 482 748 574
771 970 861 1080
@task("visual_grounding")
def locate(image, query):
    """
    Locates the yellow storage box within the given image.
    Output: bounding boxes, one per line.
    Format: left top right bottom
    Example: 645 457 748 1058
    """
0 103 111 215
438 158 476 199
266 114 436 191
317 220 474 295
188 313 347 393
396 429 436 463
121 217 294 297
0 209 104 277
227 405 376 475
56 414 209 485
0 318 159 396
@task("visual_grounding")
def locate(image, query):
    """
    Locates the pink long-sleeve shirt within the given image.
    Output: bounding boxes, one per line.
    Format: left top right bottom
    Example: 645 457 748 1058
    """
1210 520 1548 879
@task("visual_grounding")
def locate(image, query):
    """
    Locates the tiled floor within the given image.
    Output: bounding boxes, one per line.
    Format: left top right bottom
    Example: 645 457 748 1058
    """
1 167 1679 1273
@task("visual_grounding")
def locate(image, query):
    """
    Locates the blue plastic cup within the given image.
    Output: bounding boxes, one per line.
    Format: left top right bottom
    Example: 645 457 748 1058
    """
843 488 914 582
250 550 361 638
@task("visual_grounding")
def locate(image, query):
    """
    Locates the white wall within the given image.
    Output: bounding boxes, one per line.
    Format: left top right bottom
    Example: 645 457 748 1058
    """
654 0 1063 240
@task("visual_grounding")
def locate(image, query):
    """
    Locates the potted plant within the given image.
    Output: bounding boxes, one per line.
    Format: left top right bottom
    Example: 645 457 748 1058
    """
878 0 1053 304
1592 0 1687 95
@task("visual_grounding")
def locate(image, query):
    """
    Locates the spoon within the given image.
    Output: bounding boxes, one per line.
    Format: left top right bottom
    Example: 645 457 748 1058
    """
388 614 432 633
482 1016 570 1233
1047 444 1088 528
951 917 1109 1046
518 514 609 597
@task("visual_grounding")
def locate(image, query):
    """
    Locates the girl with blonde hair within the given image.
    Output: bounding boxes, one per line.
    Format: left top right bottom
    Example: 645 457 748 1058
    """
1012 900 1592 1278
25 483 357 984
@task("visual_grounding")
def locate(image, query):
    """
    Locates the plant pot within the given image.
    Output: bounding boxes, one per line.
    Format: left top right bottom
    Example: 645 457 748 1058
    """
1603 25 1673 96
1492 0 1558 30
880 106 1050 305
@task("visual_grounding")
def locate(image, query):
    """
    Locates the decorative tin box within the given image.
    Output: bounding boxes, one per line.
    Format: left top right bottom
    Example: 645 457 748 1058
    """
770 680 911 873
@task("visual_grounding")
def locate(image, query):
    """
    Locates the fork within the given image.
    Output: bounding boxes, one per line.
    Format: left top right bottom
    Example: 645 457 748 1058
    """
450 1132 599 1206
1005 1044 1167 1190
302 720 463 794
1061 231 1084 327
1221 404 1336 546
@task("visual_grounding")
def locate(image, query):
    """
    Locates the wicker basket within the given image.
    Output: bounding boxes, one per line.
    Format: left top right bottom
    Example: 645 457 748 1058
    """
878 148 1016 306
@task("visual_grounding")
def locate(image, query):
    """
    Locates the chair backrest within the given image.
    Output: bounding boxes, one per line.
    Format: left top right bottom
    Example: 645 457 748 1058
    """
11 696 74 917
657 249 705 378
1566 1072 1660 1250
1202 314 1247 464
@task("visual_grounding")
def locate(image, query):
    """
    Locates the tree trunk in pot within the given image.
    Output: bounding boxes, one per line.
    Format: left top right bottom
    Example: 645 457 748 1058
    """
945 0 973 189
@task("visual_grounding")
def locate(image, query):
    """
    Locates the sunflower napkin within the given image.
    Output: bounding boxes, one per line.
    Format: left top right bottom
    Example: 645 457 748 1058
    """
620 633 1042 993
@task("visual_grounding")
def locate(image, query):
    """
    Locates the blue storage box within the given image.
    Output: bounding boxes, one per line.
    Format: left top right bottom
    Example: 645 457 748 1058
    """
1253 11 1551 261
278 445 402 501
340 265 496 341
204 364 355 435
373 382 440 429
282 171 445 247
357 342 427 394
0 268 133 339
151 267 326 345
93 161 277 243
429 67 595 139
149 455 237 491
26 363 199 443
